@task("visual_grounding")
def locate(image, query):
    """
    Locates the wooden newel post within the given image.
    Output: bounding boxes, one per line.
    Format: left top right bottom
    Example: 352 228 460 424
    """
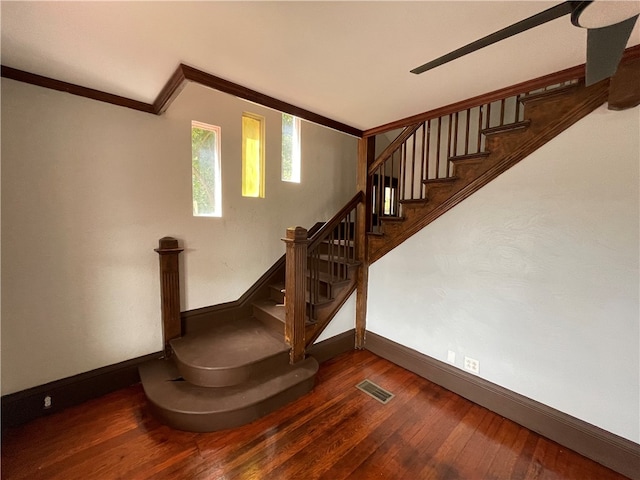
155 237 184 355
283 226 308 364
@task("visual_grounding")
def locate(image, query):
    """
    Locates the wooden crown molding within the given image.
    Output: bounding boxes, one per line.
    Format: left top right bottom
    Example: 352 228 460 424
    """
364 44 640 137
0 64 363 138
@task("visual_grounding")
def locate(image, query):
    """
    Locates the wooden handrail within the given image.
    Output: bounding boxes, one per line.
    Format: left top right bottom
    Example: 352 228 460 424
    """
367 123 422 176
308 191 365 251
364 44 640 137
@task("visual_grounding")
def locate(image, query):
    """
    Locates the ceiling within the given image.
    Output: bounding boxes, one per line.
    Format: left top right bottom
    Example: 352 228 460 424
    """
1 1 639 132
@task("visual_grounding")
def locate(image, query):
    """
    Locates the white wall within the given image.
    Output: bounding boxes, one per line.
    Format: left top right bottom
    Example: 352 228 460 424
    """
368 105 639 442
1 79 357 394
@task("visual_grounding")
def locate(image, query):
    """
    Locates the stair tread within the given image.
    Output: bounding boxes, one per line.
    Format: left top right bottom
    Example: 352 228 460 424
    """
449 151 490 162
519 82 579 104
379 216 404 222
423 176 457 185
139 355 318 419
481 120 530 136
171 317 288 371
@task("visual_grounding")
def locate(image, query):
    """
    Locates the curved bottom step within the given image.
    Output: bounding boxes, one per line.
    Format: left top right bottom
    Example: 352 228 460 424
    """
139 356 318 432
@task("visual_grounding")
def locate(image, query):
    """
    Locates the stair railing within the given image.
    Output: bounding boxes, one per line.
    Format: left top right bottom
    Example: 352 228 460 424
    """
283 192 364 363
368 79 579 233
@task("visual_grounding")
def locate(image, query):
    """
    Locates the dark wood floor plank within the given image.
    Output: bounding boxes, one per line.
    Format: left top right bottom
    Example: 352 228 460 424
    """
1 350 630 480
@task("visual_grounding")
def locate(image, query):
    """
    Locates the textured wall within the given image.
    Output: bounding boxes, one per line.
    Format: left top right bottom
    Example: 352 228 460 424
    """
1 79 357 394
368 105 639 442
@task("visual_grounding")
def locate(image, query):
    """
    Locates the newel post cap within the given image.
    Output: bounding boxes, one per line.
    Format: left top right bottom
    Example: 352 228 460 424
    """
284 226 308 243
155 236 184 254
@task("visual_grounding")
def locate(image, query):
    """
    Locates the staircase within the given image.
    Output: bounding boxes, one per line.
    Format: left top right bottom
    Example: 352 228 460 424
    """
140 68 615 433
140 200 362 432
367 77 610 263
139 317 318 432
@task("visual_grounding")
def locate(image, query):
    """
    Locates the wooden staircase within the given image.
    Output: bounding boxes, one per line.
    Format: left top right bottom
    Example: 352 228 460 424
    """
140 199 363 432
367 78 610 263
139 59 631 433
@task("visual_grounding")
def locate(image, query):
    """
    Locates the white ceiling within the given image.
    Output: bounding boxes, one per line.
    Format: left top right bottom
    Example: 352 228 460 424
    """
2 1 639 131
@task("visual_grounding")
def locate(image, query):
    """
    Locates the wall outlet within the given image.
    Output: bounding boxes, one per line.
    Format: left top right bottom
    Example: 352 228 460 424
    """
447 350 456 364
44 395 52 409
464 356 480 374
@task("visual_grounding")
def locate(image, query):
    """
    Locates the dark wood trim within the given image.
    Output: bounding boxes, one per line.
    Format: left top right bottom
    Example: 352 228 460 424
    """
368 78 610 263
153 64 187 114
364 44 640 137
608 55 640 111
365 332 640 480
181 223 324 334
1 351 163 429
306 329 355 364
0 65 155 113
179 64 363 137
0 329 354 431
155 237 184 353
1 64 363 137
181 256 286 334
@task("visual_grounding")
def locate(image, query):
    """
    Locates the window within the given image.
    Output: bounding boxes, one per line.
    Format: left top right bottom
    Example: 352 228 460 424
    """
282 114 301 183
242 113 265 198
191 121 222 217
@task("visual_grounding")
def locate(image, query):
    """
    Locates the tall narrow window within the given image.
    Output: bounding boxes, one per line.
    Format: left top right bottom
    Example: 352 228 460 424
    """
191 121 222 217
242 113 265 198
282 113 301 183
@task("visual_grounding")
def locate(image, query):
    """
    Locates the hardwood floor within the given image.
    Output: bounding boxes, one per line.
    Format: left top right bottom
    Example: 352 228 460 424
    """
1 350 629 480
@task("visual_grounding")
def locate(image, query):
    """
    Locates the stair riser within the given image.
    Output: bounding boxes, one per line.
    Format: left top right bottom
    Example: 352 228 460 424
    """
175 350 290 388
253 304 285 333
146 376 315 433
269 286 285 304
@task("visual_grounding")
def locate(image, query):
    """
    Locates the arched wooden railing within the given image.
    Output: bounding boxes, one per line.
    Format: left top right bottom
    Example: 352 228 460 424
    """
367 79 580 232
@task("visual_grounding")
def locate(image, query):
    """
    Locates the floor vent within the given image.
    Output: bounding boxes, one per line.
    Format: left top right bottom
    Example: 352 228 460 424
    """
356 379 394 404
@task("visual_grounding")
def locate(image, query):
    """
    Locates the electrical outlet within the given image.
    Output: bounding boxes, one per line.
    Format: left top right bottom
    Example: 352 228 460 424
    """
44 395 52 409
447 350 456 364
464 356 480 374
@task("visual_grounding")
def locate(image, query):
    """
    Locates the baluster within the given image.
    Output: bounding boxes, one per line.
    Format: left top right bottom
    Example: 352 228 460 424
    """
464 108 471 156
435 117 442 179
477 106 484 153
447 113 453 177
411 130 417 199
400 141 406 205
420 122 427 199
515 94 521 122
500 99 506 126
377 164 384 223
425 119 431 185
387 153 393 216
486 102 492 129
453 112 459 158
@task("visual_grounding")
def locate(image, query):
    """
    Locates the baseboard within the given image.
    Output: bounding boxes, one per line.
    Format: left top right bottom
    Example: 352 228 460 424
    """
307 329 355 364
1 330 355 431
365 331 640 480
1 351 163 429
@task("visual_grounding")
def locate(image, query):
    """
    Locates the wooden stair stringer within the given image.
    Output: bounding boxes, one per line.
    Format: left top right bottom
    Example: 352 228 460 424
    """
368 79 610 264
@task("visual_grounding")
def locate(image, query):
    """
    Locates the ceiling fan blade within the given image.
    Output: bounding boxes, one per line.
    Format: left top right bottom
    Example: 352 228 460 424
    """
585 14 638 85
410 2 573 75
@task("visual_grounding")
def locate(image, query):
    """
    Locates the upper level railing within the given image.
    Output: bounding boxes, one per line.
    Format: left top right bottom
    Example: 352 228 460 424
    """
367 78 580 232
